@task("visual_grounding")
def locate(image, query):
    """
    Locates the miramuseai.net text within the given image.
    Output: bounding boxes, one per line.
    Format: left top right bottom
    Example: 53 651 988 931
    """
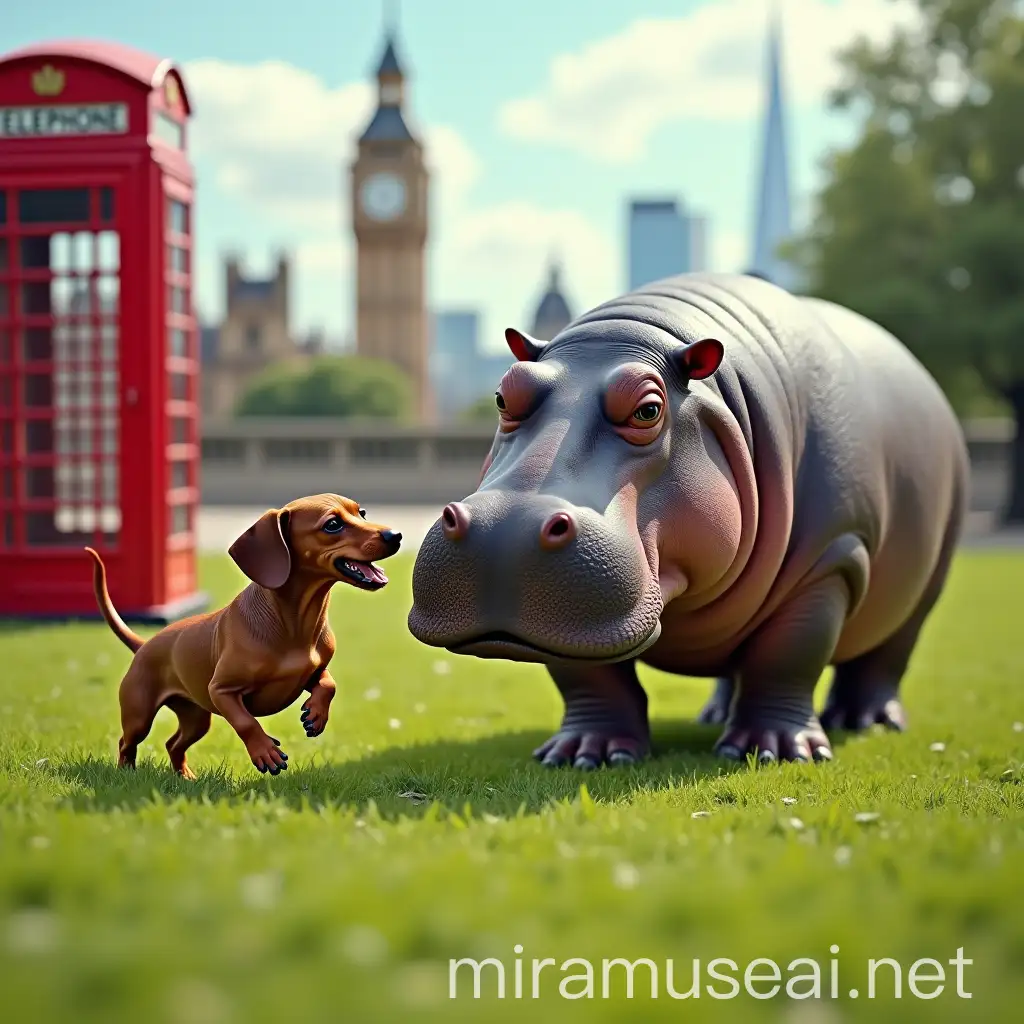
449 946 974 1002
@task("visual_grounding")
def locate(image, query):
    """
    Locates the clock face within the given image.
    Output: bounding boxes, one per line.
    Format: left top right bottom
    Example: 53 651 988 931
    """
360 172 407 222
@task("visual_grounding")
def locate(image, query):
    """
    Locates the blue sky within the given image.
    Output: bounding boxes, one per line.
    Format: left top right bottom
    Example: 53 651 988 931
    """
4 0 916 351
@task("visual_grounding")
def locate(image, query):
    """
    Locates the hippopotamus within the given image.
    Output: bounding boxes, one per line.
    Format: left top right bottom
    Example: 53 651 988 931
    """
408 273 969 766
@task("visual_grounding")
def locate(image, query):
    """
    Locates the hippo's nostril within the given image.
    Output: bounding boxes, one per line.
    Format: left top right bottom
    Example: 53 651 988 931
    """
441 502 471 541
539 511 576 550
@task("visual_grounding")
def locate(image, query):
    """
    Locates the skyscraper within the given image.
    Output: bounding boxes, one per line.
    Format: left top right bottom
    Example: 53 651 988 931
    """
749 3 797 291
627 199 706 291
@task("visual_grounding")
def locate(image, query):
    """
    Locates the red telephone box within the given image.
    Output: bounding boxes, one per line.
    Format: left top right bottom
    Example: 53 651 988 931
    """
0 40 207 622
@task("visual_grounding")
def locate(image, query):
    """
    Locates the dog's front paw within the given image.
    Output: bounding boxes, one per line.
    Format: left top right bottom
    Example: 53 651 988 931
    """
246 733 289 775
300 701 329 738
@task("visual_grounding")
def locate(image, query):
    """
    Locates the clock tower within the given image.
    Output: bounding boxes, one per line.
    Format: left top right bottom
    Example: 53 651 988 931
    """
350 27 431 420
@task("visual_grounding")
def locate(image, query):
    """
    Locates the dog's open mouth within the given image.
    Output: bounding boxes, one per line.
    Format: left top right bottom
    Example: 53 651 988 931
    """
333 557 388 591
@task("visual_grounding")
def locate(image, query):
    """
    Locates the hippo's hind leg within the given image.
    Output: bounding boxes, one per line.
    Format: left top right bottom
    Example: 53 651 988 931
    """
535 660 650 770
717 535 870 764
697 677 734 725
821 521 957 732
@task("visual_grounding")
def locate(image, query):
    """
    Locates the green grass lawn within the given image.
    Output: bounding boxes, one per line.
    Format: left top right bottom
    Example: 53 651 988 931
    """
1 551 1022 1024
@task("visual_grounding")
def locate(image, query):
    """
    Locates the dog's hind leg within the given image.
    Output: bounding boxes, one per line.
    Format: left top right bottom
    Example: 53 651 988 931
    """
164 696 212 780
116 662 161 769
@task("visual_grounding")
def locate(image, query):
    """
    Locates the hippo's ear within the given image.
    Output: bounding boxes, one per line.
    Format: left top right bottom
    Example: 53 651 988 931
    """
673 338 724 381
504 327 547 362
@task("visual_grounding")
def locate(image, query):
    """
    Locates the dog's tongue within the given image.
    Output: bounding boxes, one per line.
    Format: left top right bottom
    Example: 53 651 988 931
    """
366 563 388 585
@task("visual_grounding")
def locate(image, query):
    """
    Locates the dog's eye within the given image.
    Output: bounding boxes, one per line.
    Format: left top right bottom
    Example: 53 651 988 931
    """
322 516 345 534
358 508 367 519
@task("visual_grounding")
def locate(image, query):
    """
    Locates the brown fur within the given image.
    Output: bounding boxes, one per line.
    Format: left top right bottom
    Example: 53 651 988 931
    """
87 493 401 778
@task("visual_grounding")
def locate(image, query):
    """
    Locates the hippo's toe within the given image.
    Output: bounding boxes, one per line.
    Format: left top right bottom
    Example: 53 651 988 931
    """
533 732 648 770
714 725 832 765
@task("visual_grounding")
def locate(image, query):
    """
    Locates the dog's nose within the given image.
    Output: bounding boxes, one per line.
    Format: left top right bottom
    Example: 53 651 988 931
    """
380 529 402 548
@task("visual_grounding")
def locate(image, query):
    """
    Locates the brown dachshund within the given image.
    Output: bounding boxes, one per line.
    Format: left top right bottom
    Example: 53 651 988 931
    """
86 494 402 778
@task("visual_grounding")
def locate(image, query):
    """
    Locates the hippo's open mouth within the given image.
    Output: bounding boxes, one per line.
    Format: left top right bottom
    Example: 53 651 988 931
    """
448 624 662 665
333 557 388 591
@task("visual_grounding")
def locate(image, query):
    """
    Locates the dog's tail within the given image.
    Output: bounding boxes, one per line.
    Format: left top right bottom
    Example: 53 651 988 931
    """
84 547 144 653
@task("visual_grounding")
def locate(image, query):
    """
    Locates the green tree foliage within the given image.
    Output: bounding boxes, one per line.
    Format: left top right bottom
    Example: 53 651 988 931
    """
460 394 500 423
792 0 1024 521
234 355 414 420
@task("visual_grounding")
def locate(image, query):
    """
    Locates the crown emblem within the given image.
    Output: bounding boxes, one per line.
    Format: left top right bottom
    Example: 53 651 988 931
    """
32 64 65 97
164 75 180 109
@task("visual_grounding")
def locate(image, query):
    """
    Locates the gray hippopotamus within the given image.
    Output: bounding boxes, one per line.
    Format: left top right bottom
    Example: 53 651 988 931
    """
409 273 968 766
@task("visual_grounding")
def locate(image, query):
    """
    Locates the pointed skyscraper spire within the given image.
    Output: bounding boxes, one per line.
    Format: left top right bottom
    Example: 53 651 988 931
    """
750 0 797 290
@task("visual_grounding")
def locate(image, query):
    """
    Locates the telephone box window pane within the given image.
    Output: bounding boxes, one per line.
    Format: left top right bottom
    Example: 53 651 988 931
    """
2 514 12 547
24 327 53 362
0 329 9 364
0 284 8 317
51 233 72 273
26 419 54 453
72 233 94 273
171 461 189 489
0 191 6 225
101 369 118 406
100 322 117 360
19 236 51 269
100 187 115 223
24 374 53 407
0 239 7 272
168 200 189 236
1 421 11 452
0 375 11 408
98 232 119 271
170 373 189 400
169 328 188 357
171 417 189 444
2 467 11 497
98 276 119 314
22 281 52 315
26 511 91 546
19 188 90 224
25 466 55 499
170 504 192 535
155 111 184 149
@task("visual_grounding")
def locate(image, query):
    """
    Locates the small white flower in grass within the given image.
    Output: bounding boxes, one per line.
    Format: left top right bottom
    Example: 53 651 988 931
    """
388 718 402 730
854 812 881 824
782 797 797 805
613 862 640 890
34 758 48 768
787 817 805 831
5 908 61 954
363 686 381 701
834 846 853 867
691 810 712 819
930 741 946 752
432 660 451 675
339 925 389 967
239 871 281 911
1013 722 1023 733
482 813 501 825
29 836 50 850
414 702 427 714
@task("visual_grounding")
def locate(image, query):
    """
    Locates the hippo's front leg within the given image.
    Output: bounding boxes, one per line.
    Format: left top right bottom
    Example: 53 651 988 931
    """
716 539 869 764
535 660 650 770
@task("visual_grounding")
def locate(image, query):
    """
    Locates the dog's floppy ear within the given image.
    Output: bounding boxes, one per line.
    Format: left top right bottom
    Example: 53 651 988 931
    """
228 508 292 589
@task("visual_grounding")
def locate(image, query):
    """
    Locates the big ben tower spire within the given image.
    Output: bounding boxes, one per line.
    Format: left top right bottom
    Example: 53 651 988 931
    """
350 2 432 420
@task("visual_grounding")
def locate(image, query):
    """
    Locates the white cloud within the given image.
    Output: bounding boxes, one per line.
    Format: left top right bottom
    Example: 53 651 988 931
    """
181 57 610 342
498 0 920 163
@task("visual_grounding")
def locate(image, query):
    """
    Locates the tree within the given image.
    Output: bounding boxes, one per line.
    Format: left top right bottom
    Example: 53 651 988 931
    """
793 0 1024 522
234 355 414 420
460 394 500 423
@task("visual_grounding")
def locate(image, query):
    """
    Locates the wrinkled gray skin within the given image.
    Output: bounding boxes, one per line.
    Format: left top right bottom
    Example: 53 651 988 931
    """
409 273 969 767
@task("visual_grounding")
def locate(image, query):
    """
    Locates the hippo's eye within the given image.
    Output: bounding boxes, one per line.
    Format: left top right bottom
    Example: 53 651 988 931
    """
495 392 507 411
358 508 367 519
322 516 345 534
632 401 662 424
